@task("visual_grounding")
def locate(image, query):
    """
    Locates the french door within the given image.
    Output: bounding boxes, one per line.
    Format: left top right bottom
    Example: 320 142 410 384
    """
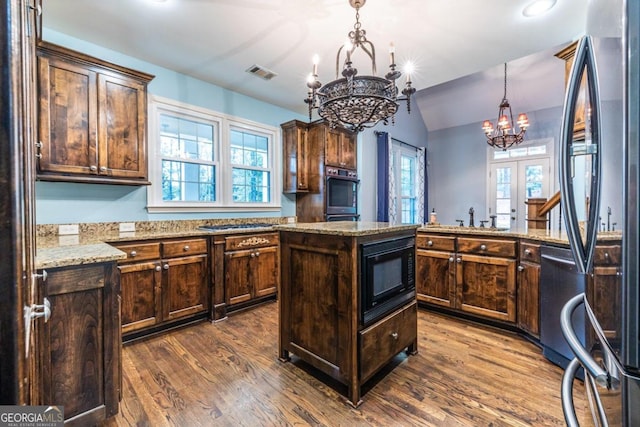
489 157 551 230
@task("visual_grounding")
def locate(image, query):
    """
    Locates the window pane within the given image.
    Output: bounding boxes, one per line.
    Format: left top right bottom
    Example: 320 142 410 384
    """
401 197 416 224
232 167 270 203
230 129 269 167
162 160 215 202
160 114 214 161
525 165 544 198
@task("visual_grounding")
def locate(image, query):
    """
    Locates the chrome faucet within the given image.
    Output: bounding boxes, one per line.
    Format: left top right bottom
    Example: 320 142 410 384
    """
468 207 475 227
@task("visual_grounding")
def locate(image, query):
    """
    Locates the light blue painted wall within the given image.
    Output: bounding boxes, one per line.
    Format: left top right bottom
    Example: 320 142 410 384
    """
427 106 565 227
36 29 305 224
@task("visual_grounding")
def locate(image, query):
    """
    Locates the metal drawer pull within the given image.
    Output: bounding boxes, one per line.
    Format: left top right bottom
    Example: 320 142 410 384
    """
524 249 532 256
518 265 524 272
456 257 462 263
251 253 256 258
90 165 97 171
256 251 260 257
427 240 433 246
155 265 161 272
391 332 398 340
163 264 169 270
480 244 487 251
34 270 47 282
130 250 137 257
449 257 454 262
184 245 190 251
99 166 107 172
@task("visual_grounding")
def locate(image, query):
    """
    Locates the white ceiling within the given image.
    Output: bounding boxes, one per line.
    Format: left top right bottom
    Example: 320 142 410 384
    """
41 0 588 130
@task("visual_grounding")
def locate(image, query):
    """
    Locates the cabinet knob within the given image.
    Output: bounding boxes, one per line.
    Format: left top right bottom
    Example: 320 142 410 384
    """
155 265 161 272
251 253 256 258
449 257 454 262
524 249 532 256
130 250 137 257
99 166 107 172
604 252 610 259
518 265 525 272
90 165 97 172
255 251 260 257
480 244 487 251
456 257 462 263
391 332 398 340
299 182 304 187
163 264 169 270
34 270 48 282
184 245 190 251
427 240 433 246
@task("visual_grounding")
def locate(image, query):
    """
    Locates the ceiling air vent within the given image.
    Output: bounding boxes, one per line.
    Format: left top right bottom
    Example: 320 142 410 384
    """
246 64 278 81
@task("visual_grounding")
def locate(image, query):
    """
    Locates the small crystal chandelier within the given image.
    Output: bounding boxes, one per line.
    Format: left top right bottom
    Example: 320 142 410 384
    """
482 63 530 150
304 0 415 133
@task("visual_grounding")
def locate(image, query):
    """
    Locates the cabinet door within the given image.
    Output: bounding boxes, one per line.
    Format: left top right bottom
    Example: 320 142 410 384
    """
282 122 309 193
40 264 119 424
98 73 147 179
38 55 98 175
224 249 253 305
340 132 357 169
119 261 162 334
416 249 455 308
590 265 621 340
517 261 540 337
325 128 342 167
456 254 517 323
253 245 278 298
162 254 209 321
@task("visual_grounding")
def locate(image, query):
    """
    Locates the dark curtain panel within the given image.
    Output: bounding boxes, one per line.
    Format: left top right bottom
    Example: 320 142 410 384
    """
376 131 389 222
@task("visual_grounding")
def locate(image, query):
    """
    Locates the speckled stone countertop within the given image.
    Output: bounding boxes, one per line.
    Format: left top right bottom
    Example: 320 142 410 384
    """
36 217 290 269
274 221 420 236
418 224 622 245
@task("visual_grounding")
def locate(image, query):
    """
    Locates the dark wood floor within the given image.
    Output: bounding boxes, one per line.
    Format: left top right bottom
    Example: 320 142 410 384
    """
105 302 594 426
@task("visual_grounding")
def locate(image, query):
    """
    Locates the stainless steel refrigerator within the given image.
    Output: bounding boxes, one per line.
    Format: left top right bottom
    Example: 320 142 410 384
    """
559 0 640 425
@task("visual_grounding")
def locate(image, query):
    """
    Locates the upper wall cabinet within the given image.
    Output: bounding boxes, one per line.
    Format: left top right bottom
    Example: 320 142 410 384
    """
36 41 154 185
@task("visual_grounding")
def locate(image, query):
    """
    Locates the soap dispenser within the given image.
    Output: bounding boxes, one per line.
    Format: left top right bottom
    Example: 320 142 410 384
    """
429 208 437 224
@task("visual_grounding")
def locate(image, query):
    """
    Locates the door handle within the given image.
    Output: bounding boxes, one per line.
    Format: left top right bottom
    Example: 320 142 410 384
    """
23 297 51 358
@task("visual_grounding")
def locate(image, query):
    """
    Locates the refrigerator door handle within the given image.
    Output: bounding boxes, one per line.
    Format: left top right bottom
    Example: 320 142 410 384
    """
561 357 582 427
559 35 602 275
561 293 608 385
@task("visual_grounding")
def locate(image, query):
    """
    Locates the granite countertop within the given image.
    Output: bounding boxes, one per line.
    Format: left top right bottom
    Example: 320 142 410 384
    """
418 224 622 245
274 221 420 236
35 218 286 269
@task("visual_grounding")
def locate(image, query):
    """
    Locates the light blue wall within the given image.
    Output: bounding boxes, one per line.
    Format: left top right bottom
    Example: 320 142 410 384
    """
427 106 565 227
36 29 305 224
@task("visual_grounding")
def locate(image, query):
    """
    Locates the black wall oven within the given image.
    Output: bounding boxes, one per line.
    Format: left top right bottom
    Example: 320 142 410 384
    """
360 235 416 326
325 167 358 216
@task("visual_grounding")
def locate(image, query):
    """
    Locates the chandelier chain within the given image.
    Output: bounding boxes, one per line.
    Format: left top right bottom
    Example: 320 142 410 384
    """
503 63 508 100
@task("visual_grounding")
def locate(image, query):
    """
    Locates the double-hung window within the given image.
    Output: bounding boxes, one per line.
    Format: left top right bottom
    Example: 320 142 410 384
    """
147 96 280 212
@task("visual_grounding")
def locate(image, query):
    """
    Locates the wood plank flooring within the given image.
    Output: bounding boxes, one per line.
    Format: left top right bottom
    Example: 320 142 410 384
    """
105 303 594 426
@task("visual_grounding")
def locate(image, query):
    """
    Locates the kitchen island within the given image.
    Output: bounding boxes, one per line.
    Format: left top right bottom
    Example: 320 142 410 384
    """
276 221 420 407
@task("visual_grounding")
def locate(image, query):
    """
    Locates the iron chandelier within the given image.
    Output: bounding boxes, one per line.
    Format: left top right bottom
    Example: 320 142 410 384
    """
482 63 530 150
304 0 415 133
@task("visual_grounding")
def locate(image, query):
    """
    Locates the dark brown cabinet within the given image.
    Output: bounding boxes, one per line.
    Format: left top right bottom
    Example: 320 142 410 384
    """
37 41 154 185
456 237 517 323
416 233 456 308
38 262 120 425
416 231 517 325
324 126 357 169
589 244 622 340
517 242 541 338
112 238 209 339
281 120 310 193
223 232 279 309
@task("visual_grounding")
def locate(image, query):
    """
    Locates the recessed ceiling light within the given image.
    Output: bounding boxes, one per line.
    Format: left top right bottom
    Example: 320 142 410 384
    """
522 0 557 17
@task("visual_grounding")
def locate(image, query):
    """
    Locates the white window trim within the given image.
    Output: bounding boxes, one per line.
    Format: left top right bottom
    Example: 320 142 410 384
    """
147 95 281 213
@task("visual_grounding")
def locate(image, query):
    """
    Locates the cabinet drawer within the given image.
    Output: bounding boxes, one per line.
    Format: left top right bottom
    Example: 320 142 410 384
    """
112 242 160 262
594 245 621 266
162 238 208 258
457 237 516 258
359 301 417 382
520 242 541 264
417 234 455 251
225 233 279 251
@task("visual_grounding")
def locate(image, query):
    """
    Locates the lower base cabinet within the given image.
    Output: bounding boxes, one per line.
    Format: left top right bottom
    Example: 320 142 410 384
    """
39 262 120 426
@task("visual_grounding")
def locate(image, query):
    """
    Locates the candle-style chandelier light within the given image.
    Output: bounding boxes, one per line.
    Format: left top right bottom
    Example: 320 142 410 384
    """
482 63 530 150
304 0 415 133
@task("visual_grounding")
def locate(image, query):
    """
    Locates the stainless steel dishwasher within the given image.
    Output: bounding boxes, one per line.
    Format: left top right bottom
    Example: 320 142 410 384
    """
540 245 587 373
